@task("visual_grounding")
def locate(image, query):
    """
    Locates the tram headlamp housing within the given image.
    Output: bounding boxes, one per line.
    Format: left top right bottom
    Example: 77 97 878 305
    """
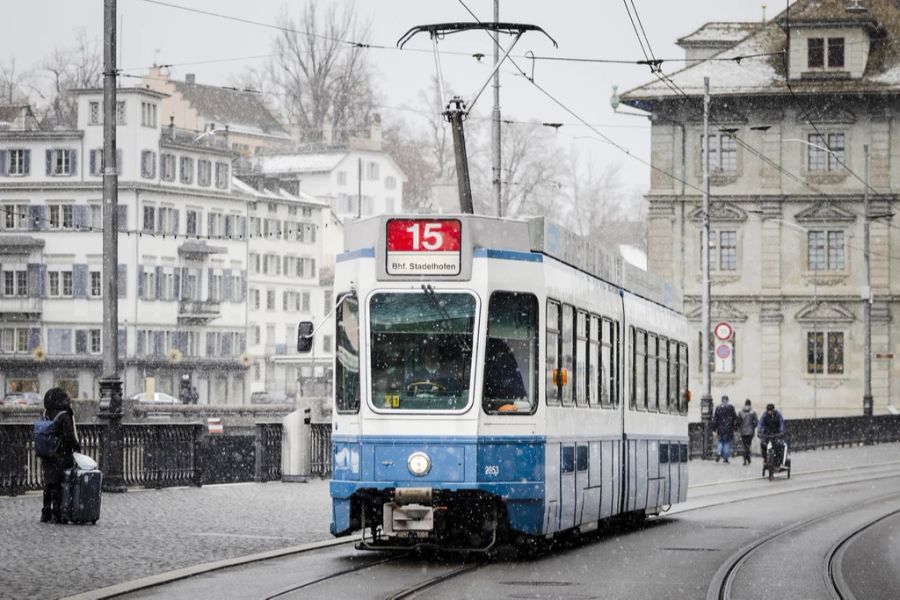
407 452 432 477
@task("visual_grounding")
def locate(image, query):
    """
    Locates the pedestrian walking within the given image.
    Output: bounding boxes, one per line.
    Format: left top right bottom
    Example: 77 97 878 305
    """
711 395 738 463
738 399 759 466
37 388 80 523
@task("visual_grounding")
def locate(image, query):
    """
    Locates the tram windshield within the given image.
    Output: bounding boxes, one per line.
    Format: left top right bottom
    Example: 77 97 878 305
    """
369 291 476 411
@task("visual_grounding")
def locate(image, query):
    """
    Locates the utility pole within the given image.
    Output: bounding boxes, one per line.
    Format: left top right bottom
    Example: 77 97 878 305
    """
357 157 362 220
446 97 474 214
863 144 873 424
99 0 126 492
700 77 713 459
491 0 502 217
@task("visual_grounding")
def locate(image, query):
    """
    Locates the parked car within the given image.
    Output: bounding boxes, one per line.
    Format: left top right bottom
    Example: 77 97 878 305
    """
1 392 42 406
131 392 180 404
250 390 295 404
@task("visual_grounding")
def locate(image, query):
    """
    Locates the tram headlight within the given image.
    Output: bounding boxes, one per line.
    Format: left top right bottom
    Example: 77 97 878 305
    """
407 452 432 477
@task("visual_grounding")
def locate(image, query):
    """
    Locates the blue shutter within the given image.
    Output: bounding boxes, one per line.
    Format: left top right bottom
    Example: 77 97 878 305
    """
241 270 247 301
28 328 41 351
222 269 232 302
221 333 232 356
0 150 6 176
117 204 127 232
208 268 214 300
207 212 214 237
117 328 127 359
206 332 215 356
75 330 87 354
238 333 246 354
69 150 77 176
89 150 97 176
155 266 163 299
26 264 41 297
117 265 127 298
173 269 180 301
136 330 145 356
73 264 88 298
137 265 144 298
241 217 247 239
153 331 164 355
172 209 179 235
74 205 87 230
45 150 52 175
22 150 29 175
28 205 43 230
224 215 232 238
38 265 47 298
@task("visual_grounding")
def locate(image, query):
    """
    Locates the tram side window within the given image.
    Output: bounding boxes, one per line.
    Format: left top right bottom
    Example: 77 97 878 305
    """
546 300 560 406
599 318 611 407
611 320 620 407
647 333 658 412
335 294 360 413
483 292 538 415
575 310 588 406
561 304 575 406
667 340 678 414
678 342 689 414
589 315 601 407
633 328 647 410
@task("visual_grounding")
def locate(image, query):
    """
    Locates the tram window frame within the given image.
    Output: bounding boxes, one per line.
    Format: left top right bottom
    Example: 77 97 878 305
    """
678 342 689 415
334 293 360 414
612 320 620 407
561 304 575 407
482 291 539 416
633 328 647 411
667 340 678 414
599 317 612 408
575 309 588 407
647 333 658 412
546 299 561 406
589 314 602 408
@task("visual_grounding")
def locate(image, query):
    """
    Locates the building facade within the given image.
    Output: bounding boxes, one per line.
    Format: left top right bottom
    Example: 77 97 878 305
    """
0 88 250 403
622 0 900 419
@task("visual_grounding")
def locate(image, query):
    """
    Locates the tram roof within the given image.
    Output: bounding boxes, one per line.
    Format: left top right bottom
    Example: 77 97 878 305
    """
343 214 683 313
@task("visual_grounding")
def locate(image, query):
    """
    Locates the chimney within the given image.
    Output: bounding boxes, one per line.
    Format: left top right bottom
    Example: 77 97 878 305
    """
370 113 382 148
185 73 196 85
168 115 175 141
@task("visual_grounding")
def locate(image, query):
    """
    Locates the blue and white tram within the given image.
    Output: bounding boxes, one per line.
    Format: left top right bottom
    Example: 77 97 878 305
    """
320 214 690 550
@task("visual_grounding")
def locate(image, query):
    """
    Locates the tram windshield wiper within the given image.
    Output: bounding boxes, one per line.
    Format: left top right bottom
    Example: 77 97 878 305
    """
421 284 471 353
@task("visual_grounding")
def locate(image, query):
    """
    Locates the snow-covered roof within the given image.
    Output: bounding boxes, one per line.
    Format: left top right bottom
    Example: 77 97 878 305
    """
677 22 760 47
255 153 348 174
622 0 900 104
231 177 328 207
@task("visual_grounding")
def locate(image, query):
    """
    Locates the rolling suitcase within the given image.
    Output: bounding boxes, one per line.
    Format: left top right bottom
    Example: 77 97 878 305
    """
62 468 102 524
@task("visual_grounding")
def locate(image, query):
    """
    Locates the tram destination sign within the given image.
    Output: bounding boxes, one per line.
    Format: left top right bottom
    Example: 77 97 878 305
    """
386 219 462 276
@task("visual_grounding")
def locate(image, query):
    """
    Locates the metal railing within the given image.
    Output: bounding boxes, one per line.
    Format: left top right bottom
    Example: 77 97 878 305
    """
689 414 900 459
255 424 283 482
310 422 332 477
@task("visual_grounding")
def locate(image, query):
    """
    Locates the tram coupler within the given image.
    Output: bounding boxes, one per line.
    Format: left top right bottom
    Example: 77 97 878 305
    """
383 487 434 537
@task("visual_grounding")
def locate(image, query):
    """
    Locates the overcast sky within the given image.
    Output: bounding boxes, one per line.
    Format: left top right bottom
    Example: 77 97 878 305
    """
3 0 768 193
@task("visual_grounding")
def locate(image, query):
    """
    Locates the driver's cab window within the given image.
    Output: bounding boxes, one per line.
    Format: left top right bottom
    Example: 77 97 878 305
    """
482 292 538 415
335 294 360 413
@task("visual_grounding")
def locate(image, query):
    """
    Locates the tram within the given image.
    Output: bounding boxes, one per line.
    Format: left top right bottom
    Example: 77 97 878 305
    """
308 214 690 550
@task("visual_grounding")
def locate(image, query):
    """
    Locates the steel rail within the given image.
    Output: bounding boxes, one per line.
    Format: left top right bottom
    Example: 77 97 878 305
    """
824 506 900 600
388 562 486 600
262 554 404 599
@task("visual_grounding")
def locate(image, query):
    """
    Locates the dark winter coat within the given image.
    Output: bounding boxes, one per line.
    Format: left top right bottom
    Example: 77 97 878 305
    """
40 391 81 485
758 410 785 439
712 402 738 440
738 406 759 437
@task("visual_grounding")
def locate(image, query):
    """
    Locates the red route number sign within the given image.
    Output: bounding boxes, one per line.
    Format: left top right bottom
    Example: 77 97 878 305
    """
386 219 462 275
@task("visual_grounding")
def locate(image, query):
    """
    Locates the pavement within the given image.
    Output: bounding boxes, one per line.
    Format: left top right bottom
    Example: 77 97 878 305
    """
1 443 898 600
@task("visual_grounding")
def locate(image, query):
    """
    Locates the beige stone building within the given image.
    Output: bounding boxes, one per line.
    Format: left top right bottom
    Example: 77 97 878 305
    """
622 0 900 419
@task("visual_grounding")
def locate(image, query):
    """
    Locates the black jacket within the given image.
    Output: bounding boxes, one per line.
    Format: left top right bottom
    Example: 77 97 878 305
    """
712 402 738 440
41 396 81 484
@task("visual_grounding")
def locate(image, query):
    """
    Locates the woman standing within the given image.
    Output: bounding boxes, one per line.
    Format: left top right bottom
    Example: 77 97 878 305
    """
40 388 81 523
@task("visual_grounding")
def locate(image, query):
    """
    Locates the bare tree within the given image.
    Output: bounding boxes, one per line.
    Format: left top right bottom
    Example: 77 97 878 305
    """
40 29 102 128
382 123 435 212
265 1 374 143
566 150 626 236
0 57 34 105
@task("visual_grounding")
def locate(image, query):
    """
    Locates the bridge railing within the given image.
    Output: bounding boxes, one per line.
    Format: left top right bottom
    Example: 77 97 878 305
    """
689 414 900 459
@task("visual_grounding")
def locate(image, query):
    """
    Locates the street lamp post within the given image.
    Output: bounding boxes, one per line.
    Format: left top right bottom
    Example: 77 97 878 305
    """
700 78 713 459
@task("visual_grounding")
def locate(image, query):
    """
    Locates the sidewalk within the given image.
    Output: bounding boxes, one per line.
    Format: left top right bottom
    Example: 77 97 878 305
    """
2 443 898 600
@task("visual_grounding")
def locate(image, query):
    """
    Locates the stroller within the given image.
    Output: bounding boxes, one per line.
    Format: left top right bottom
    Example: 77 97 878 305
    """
761 434 791 480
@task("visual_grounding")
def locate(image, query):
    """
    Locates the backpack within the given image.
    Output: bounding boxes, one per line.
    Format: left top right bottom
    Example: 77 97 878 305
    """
33 412 64 459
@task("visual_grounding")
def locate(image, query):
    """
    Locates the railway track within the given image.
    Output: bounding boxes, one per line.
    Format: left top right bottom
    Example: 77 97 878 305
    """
707 488 900 600
824 507 900 600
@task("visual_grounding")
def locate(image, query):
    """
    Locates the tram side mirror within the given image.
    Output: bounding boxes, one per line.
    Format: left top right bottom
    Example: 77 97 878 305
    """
297 321 314 353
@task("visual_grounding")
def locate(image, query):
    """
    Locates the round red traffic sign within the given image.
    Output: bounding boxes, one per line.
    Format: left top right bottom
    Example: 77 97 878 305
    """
714 321 733 341
715 344 732 359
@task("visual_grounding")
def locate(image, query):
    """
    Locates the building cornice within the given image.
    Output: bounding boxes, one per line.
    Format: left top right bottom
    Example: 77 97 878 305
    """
0 131 83 141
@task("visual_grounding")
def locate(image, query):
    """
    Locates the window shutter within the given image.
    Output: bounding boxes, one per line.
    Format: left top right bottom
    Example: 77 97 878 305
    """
221 333 232 356
223 269 232 302
0 150 6 176
241 217 247 239
206 332 215 356
241 270 247 301
22 149 30 175
238 333 246 354
69 150 76 176
74 205 87 230
117 328 127 358
173 269 180 302
207 213 214 237
75 330 87 355
45 150 52 175
155 266 163 300
117 204 127 232
224 215 232 238
137 330 145 355
90 150 97 176
116 149 122 174
73 264 88 298
137 265 144 298
27 264 41 297
28 328 41 351
172 209 179 235
208 268 214 300
38 265 47 298
117 265 127 298
152 152 157 178
154 331 164 355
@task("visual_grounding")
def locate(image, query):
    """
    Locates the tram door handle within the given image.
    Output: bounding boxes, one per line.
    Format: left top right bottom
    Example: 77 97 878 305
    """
553 368 568 386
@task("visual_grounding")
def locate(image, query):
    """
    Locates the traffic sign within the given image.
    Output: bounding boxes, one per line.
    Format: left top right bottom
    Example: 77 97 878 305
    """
714 321 733 341
715 344 732 359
